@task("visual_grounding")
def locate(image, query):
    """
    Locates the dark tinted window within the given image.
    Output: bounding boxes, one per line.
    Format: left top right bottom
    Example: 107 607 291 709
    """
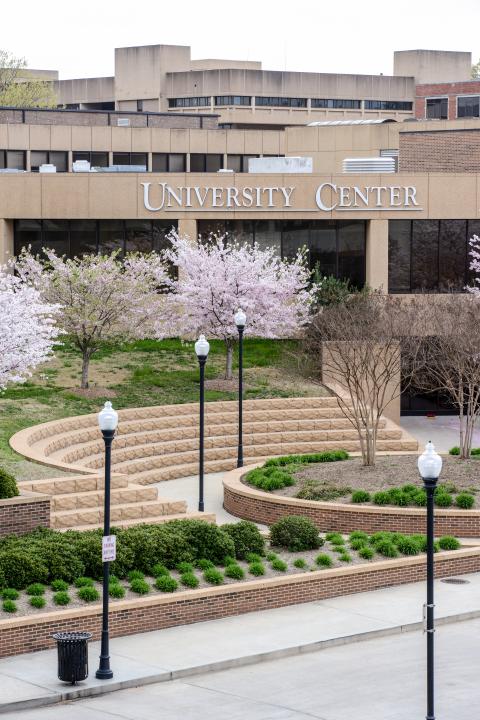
311 99 361 109
190 154 223 172
255 97 307 108
457 96 480 118
365 100 413 111
215 96 251 105
426 97 448 119
73 151 109 167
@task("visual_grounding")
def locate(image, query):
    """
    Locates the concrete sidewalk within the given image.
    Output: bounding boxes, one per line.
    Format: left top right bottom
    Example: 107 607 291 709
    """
1 572 479 714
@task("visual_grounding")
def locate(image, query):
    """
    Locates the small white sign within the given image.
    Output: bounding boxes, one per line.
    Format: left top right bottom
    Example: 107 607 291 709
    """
102 535 116 563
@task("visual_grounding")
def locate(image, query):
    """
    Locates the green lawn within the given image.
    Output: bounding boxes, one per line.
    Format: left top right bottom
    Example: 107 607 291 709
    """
1 338 325 480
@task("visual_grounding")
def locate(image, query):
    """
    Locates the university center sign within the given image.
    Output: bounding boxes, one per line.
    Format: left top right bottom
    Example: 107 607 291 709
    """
141 182 421 213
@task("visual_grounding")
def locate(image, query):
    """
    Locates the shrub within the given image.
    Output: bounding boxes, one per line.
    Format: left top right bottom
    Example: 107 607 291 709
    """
77 586 100 602
29 596 46 609
358 546 374 560
26 583 46 596
152 563 169 577
177 562 194 574
414 490 427 507
245 552 263 563
369 531 395 547
127 570 145 582
168 520 235 565
350 539 367 551
109 583 125 599
401 484 418 497
440 482 457 494
53 591 71 606
74 576 94 588
293 558 307 569
351 490 371 504
387 489 409 507
270 516 321 552
375 541 399 558
248 561 265 576
246 466 294 492
203 568 224 585
36 539 85 583
222 556 236 567
471 448 480 456
396 536 420 556
51 579 68 592
373 491 390 506
130 578 150 595
3 600 17 613
155 575 178 592
0 468 19 499
1 588 19 600
456 492 475 509
0 551 48 590
438 536 461 551
196 558 214 570
339 552 352 563
180 572 199 588
75 531 133 579
271 558 288 572
435 492 452 508
264 451 349 467
449 446 460 455
296 481 351 502
349 531 369 542
224 564 245 580
315 554 333 568
119 525 191 573
266 552 277 561
332 546 346 554
221 521 265 560
326 533 344 546
109 574 120 585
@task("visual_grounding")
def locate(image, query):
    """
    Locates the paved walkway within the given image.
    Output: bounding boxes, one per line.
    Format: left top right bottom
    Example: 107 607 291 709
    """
401 414 480 454
153 472 241 524
1 572 479 714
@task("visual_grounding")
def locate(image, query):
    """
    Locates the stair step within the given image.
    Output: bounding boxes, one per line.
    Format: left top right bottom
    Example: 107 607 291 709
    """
51 498 188 529
51 485 158 512
19 474 129 496
69 511 217 532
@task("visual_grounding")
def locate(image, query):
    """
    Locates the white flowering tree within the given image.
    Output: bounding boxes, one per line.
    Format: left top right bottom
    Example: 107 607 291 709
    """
14 250 172 389
0 271 60 389
163 232 316 379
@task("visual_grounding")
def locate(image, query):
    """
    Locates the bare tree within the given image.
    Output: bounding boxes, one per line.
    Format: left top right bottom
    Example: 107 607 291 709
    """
303 291 419 466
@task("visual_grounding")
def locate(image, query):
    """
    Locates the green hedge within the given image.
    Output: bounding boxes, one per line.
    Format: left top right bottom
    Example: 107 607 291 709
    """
449 447 480 456
246 451 349 492
0 469 19 500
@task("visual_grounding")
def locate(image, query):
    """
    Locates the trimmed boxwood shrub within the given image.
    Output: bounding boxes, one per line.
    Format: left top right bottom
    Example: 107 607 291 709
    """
53 591 71 606
152 563 169 577
293 558 307 569
0 551 48 590
222 521 265 559
224 564 245 580
203 568 224 585
271 558 288 572
119 525 192 574
77 586 100 602
245 552 263 563
0 468 19 499
29 596 46 609
1 588 19 600
351 490 371 504
2 600 17 613
26 583 45 596
180 572 199 588
248 561 265 576
456 492 475 509
109 583 126 599
270 516 321 552
264 451 349 467
74 576 94 588
414 490 427 507
155 575 178 592
168 520 235 565
438 536 461 550
387 489 409 507
75 531 134 579
435 492 453 508
246 466 294 492
373 491 390 506
176 562 194 574
196 558 214 570
127 570 145 582
51 579 69 592
130 578 150 595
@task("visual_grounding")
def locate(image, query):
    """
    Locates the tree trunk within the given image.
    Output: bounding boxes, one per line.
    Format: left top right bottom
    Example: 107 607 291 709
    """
225 343 234 380
81 351 91 389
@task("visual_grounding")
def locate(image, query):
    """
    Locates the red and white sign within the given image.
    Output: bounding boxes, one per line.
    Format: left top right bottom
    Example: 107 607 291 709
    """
102 535 116 563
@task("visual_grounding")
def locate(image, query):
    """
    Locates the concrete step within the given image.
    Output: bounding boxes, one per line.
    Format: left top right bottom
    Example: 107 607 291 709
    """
70 511 217 532
19 474 129 496
51 485 158 512
51 498 188 529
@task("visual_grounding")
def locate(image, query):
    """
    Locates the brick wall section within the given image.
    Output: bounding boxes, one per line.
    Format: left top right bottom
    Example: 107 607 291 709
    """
223 473 480 536
0 549 478 659
0 108 218 129
415 81 480 120
0 496 50 537
399 129 480 173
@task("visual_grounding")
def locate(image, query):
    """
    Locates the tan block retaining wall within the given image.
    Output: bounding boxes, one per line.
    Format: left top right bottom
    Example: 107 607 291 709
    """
0 547 478 659
223 466 480 536
0 493 50 537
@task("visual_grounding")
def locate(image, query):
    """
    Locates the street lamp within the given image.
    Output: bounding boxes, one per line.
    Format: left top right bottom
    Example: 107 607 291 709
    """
418 440 443 720
234 308 246 468
195 334 210 512
95 400 118 680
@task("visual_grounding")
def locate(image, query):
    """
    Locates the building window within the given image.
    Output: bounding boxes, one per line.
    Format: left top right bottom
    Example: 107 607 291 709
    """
426 97 448 119
255 97 307 108
388 219 480 293
198 219 366 286
0 150 26 170
73 151 109 167
364 100 413 111
152 153 186 172
214 96 251 106
168 97 211 108
137 100 143 112
14 219 178 264
226 155 258 172
190 154 223 172
457 96 480 118
311 99 361 109
31 151 68 172
112 152 148 169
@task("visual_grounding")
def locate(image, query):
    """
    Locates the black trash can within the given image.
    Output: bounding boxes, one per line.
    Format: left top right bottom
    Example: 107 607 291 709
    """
52 631 92 684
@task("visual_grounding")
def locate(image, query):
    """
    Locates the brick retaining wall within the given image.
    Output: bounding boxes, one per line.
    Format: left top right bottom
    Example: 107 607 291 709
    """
0 493 50 537
0 548 478 659
223 466 480 536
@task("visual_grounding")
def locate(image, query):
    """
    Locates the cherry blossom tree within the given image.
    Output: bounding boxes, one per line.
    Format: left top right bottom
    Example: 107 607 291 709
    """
163 232 316 379
0 270 60 389
14 250 172 389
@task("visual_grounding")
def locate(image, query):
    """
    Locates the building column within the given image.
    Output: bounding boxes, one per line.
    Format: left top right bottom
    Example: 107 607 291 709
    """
366 219 389 291
0 219 14 264
178 217 197 243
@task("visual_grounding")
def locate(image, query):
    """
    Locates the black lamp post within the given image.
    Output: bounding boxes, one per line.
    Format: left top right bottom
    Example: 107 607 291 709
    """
195 334 210 512
417 441 443 720
234 308 246 468
95 400 118 681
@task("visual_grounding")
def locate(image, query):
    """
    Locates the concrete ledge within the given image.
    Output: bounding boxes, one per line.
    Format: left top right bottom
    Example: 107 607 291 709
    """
223 464 480 536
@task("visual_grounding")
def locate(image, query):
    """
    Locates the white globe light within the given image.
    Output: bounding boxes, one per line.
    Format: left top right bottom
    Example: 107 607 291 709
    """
98 401 118 432
417 441 443 480
195 334 210 358
235 308 247 328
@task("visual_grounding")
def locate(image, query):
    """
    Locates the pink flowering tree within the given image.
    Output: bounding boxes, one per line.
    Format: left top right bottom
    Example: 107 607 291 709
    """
0 270 60 389
14 250 172 389
163 232 316 379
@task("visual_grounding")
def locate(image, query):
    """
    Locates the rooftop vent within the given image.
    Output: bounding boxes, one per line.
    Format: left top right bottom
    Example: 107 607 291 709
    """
342 157 396 174
248 156 312 174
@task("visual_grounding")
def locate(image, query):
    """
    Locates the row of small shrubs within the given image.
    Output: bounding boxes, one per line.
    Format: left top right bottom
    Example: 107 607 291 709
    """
0 519 265 590
351 484 475 510
449 447 480 456
246 451 349 492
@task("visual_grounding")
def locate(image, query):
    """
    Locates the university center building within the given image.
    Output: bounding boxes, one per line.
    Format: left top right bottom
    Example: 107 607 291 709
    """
1 44 480 413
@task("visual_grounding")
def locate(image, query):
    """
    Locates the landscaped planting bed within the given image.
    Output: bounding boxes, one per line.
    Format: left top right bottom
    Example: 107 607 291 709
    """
0 518 463 618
